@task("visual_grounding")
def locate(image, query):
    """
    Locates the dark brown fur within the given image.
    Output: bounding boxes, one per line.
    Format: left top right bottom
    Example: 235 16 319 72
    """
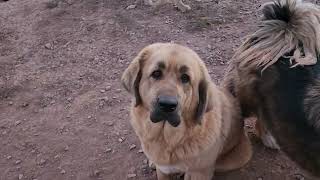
223 0 320 177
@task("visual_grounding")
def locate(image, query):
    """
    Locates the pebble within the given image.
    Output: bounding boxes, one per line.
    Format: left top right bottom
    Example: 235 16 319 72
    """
93 170 101 176
87 115 92 119
15 160 22 164
107 121 114 126
105 148 112 153
148 162 156 170
6 155 12 160
21 102 29 107
138 149 143 153
127 173 137 178
67 97 72 101
39 159 46 165
143 159 148 164
100 89 106 93
15 121 22 126
44 43 53 50
129 144 136 150
18 174 23 180
60 169 66 174
8 101 13 105
64 146 69 151
257 178 263 180
118 137 125 143
126 5 136 10
105 86 111 91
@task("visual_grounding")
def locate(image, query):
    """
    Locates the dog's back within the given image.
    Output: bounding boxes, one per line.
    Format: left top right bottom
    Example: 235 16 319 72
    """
257 54 320 176
223 0 320 177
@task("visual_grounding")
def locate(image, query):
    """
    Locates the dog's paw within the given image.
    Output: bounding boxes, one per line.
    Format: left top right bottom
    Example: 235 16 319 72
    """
261 131 280 150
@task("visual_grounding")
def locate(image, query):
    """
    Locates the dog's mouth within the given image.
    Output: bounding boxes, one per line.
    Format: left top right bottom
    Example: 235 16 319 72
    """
150 108 181 127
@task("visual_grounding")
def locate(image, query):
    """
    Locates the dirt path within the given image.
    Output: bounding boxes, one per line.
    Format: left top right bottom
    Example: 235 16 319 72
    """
0 0 310 179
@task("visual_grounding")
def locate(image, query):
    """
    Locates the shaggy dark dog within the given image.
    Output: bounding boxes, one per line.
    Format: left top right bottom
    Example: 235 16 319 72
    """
223 0 320 177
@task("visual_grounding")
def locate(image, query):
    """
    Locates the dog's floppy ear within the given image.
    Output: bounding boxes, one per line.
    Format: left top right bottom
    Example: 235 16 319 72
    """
121 49 149 106
195 78 213 122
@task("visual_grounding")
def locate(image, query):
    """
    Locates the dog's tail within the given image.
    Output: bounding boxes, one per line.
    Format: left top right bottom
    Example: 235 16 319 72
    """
234 0 320 71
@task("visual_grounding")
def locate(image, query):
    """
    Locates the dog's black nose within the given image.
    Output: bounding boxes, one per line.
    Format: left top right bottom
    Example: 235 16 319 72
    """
157 95 178 112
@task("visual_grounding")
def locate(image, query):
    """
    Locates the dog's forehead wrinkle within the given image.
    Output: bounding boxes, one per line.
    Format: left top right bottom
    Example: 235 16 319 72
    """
157 61 166 69
179 65 189 74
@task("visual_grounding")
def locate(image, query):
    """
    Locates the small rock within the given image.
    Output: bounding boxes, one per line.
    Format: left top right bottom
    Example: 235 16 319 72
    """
60 169 66 174
67 97 72 101
107 121 114 126
105 148 112 153
257 178 263 180
87 115 92 119
18 174 23 180
118 137 125 143
8 101 13 105
54 154 60 159
21 102 29 107
38 159 46 165
138 149 143 153
100 89 106 93
105 86 111 91
15 121 22 126
93 170 101 176
6 155 12 160
143 159 148 164
126 4 136 10
127 173 137 178
44 43 53 50
64 146 69 151
129 144 136 150
15 160 22 164
148 161 156 170
115 89 121 93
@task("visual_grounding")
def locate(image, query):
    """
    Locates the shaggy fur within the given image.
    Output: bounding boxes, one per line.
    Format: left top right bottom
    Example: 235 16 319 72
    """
122 43 252 180
223 0 320 177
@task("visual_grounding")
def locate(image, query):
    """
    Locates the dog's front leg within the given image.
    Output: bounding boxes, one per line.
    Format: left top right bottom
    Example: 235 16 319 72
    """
156 168 171 180
184 169 213 180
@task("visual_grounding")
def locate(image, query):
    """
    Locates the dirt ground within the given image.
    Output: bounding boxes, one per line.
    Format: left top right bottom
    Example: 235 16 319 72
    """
0 0 317 179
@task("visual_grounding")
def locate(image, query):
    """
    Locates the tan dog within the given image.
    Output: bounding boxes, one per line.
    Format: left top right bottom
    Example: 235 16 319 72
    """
144 0 192 12
122 43 252 180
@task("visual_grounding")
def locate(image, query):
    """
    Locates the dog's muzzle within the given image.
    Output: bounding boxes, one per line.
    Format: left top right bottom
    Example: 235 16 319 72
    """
150 95 181 127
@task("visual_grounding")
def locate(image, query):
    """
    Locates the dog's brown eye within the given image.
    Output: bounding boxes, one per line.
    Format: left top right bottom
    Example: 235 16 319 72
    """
181 74 190 84
151 70 162 80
